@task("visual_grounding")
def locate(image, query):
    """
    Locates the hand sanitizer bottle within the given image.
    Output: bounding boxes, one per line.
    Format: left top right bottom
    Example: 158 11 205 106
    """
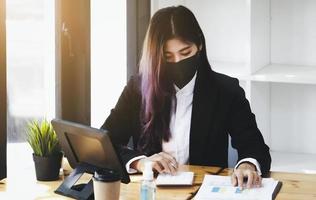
140 161 156 200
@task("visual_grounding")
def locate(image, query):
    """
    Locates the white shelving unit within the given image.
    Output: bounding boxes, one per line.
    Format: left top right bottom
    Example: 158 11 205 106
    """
152 0 316 173
252 64 316 84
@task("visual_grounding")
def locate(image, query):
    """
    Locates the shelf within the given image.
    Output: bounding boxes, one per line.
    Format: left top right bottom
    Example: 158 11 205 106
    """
270 151 316 174
251 64 316 84
210 61 250 81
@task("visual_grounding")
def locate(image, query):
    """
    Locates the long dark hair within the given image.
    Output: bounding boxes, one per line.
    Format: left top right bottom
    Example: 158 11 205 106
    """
138 5 211 155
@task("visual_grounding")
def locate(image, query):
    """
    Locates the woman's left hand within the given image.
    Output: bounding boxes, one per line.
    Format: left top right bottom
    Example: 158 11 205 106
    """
231 162 262 189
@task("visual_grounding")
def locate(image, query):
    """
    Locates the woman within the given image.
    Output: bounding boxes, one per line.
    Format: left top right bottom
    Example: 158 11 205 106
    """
102 5 271 189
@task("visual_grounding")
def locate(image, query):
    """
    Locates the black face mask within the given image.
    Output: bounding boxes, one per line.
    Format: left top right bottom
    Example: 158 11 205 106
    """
165 53 199 89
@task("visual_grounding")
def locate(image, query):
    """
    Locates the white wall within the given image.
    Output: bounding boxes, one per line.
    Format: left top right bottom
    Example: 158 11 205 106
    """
271 83 316 154
186 0 250 64
271 0 316 66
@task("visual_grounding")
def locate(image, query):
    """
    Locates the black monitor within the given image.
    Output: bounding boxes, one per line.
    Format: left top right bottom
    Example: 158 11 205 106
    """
51 119 130 199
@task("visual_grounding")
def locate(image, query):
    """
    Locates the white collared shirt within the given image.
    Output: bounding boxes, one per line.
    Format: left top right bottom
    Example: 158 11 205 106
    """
161 72 197 165
126 73 261 174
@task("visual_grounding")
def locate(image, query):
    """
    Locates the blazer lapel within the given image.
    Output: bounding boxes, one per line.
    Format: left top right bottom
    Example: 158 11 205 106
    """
189 65 219 164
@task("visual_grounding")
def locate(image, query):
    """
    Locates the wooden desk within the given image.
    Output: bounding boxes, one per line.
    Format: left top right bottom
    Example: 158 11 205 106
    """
1 165 316 199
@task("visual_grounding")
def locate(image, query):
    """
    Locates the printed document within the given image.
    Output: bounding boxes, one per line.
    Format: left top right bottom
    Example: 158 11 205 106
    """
195 175 281 200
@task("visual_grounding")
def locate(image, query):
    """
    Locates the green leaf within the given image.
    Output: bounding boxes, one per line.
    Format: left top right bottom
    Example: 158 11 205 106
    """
26 119 59 157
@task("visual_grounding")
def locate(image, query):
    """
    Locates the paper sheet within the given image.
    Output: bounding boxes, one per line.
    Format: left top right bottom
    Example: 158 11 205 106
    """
194 175 279 200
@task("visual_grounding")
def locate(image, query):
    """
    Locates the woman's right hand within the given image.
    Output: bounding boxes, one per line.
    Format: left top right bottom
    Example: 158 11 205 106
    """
132 152 178 175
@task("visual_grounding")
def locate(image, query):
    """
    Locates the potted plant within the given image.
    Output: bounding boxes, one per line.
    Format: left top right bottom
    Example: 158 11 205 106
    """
26 119 63 181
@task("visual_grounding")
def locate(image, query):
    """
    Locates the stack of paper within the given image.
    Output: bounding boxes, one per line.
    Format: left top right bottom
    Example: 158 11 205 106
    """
195 175 281 200
156 172 194 186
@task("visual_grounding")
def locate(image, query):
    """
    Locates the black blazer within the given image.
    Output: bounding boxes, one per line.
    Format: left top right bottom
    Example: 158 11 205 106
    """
101 65 271 176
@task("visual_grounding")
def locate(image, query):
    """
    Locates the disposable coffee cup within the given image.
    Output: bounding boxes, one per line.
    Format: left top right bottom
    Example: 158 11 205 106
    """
93 168 121 200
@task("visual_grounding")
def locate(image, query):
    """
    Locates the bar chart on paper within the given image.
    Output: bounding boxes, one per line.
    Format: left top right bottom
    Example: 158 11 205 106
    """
195 175 281 200
210 186 245 194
